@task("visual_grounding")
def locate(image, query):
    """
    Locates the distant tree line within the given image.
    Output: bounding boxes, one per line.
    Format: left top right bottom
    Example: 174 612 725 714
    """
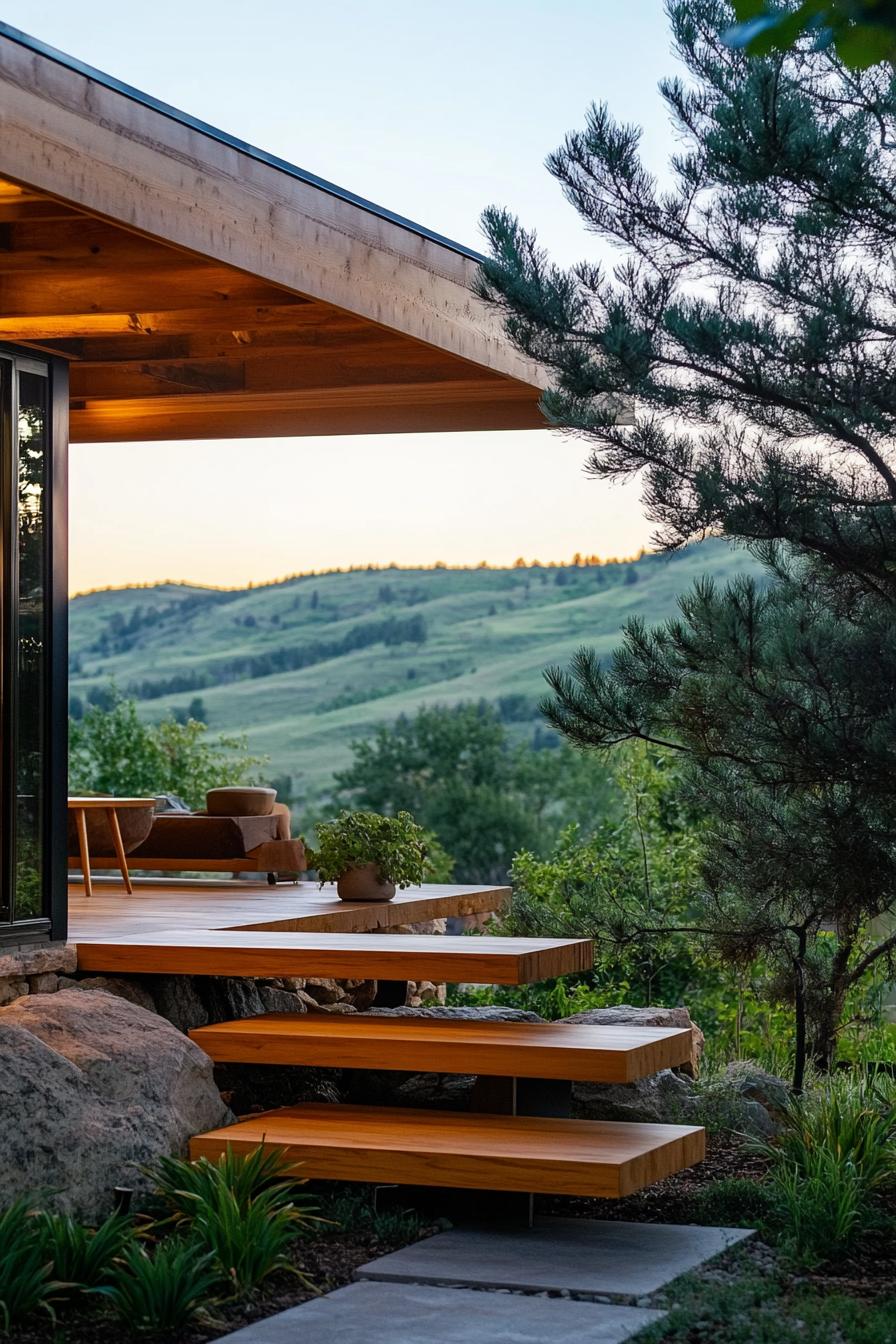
88 589 241 657
125 613 427 701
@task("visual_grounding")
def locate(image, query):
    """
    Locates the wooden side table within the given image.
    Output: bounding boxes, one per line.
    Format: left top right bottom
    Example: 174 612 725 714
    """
68 797 155 898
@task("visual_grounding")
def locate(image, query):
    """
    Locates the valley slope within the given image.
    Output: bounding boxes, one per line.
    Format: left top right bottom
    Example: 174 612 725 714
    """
69 540 761 797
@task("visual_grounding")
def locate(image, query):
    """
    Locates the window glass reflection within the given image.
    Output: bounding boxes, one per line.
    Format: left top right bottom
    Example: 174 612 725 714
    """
15 370 48 920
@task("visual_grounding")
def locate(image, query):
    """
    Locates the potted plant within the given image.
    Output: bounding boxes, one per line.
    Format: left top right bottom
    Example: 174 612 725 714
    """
307 809 428 902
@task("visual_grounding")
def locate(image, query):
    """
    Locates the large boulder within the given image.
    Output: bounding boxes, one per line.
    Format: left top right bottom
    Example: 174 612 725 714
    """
59 974 157 1014
561 1004 705 1076
573 1069 695 1123
0 989 229 1219
365 1005 545 1023
558 1004 704 1124
685 1060 788 1136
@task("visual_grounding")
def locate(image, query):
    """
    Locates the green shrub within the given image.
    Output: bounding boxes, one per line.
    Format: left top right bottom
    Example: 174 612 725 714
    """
321 1186 423 1243
0 1201 61 1330
752 1069 896 1266
101 1240 220 1332
37 1211 134 1294
772 1149 868 1267
761 1070 896 1192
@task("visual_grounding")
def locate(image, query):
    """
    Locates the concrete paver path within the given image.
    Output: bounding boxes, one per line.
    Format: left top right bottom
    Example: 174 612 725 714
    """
217 1280 664 1343
357 1216 754 1299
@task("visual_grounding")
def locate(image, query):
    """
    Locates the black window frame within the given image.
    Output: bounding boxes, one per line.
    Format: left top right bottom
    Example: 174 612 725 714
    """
0 344 68 945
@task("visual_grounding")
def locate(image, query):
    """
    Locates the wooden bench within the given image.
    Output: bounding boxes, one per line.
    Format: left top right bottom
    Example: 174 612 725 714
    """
190 1103 705 1198
76 930 593 984
190 1013 695 1084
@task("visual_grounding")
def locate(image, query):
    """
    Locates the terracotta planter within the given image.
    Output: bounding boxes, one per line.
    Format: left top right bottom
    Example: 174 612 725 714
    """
336 863 397 903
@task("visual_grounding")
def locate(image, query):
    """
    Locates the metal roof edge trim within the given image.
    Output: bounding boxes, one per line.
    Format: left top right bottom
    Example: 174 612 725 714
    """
0 20 487 264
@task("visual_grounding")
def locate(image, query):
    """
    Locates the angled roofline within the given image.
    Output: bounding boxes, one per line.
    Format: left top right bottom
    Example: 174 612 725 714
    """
0 19 485 263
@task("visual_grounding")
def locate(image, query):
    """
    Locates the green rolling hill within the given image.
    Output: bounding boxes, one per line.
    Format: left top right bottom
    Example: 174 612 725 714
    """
68 540 762 799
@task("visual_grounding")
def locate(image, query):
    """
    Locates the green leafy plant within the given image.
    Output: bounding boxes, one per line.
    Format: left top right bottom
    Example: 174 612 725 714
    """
153 1145 313 1224
751 1069 896 1265
308 809 429 887
37 1211 134 1295
189 1183 310 1296
320 1186 423 1244
152 1147 319 1297
0 1200 62 1330
725 0 896 69
101 1239 220 1332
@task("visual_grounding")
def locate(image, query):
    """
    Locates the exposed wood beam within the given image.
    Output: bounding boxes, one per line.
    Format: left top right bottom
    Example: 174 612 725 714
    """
135 361 246 394
0 267 313 317
71 380 543 441
0 300 327 342
54 321 404 364
69 346 488 401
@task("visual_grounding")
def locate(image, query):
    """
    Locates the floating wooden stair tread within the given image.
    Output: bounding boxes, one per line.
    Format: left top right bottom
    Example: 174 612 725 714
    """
74 930 593 984
190 1103 705 1197
190 1013 694 1083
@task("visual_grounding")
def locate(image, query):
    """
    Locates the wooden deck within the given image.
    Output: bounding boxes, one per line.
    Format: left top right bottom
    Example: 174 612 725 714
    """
69 878 510 941
68 879 598 985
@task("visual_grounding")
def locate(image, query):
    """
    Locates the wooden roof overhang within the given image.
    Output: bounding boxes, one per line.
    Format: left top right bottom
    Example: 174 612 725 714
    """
0 25 545 443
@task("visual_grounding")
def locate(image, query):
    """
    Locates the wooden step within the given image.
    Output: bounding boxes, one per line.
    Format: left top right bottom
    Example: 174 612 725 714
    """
190 1103 705 1197
190 1013 694 1083
75 930 593 984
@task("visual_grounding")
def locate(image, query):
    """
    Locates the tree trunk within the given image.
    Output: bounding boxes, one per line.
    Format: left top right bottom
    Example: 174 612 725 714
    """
806 980 849 1074
791 929 809 1093
806 932 855 1074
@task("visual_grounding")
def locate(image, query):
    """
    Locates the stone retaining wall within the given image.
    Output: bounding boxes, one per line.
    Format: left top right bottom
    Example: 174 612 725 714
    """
0 941 77 1005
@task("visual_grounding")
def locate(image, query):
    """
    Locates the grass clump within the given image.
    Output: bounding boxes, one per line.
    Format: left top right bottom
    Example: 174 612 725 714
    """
100 1240 220 1333
690 1177 778 1229
153 1145 319 1296
637 1259 896 1344
0 1200 61 1330
751 1069 896 1267
320 1186 424 1243
36 1211 134 1294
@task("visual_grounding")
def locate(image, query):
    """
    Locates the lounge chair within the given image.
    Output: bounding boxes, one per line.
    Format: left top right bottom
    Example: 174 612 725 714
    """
67 789 306 885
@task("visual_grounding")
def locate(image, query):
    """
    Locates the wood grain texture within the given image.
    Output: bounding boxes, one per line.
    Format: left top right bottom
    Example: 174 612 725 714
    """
68 879 510 939
0 39 544 385
189 1014 695 1083
189 1104 705 1197
0 165 542 440
70 380 540 442
74 930 593 984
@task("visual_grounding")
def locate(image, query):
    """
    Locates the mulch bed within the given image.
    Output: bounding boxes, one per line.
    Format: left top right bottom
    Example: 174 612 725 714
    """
542 1131 772 1224
9 1209 439 1344
542 1133 896 1302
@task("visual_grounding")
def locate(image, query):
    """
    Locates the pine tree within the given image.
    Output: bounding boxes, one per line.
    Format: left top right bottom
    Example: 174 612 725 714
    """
478 0 896 1087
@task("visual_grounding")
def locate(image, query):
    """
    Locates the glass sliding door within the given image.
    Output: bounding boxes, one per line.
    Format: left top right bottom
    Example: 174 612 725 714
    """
0 349 68 943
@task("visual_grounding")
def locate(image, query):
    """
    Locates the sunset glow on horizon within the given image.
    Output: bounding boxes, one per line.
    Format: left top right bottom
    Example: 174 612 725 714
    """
9 0 677 594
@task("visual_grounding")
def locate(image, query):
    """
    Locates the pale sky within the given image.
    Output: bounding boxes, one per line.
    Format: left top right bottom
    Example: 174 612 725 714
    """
5 0 681 592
